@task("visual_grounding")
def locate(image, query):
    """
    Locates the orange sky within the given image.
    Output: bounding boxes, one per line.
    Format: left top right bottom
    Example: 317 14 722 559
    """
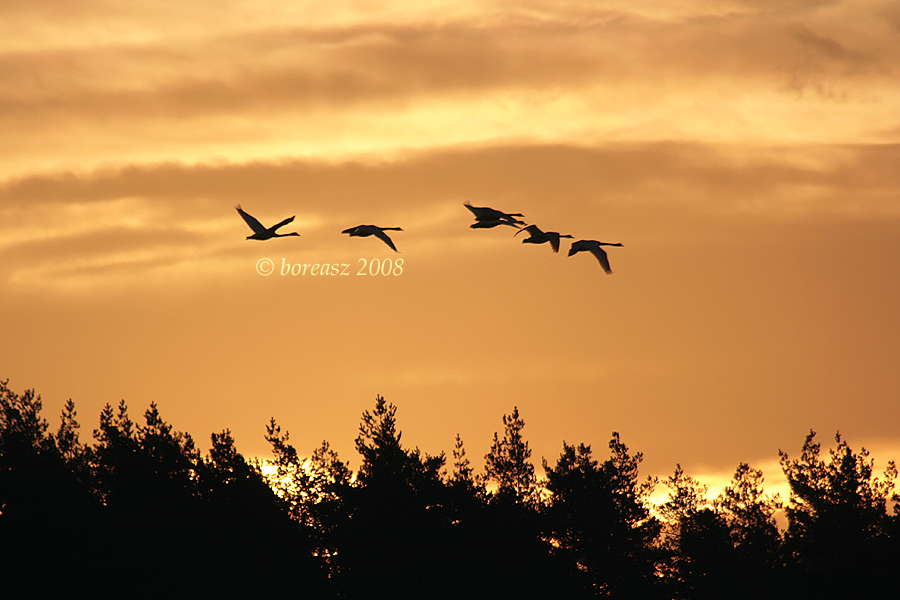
2 0 899 495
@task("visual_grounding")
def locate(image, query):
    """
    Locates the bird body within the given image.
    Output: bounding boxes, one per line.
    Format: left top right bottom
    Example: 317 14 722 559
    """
236 205 300 240
463 202 525 225
515 224 573 253
470 219 523 230
567 239 624 274
342 225 403 252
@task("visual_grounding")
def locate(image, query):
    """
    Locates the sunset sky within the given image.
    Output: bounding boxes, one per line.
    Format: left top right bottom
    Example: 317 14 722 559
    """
3 0 899 498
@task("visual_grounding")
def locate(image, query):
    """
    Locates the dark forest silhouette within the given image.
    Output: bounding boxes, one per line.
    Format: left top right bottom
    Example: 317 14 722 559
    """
2 379 898 599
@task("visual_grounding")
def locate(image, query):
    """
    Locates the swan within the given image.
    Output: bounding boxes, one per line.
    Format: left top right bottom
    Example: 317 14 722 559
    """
235 205 300 240
567 240 624 274
514 224 573 253
463 202 525 225
342 225 403 252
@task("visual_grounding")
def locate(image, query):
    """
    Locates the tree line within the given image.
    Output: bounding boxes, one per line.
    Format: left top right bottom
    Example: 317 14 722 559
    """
2 379 898 599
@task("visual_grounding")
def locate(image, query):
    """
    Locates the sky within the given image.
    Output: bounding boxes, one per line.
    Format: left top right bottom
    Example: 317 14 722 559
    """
2 0 900 500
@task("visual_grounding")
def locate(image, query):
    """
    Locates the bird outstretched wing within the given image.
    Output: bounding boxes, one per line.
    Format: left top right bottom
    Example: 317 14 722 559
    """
463 201 484 219
373 229 399 252
270 215 296 232
235 205 267 235
588 246 612 274
515 224 542 238
548 234 561 253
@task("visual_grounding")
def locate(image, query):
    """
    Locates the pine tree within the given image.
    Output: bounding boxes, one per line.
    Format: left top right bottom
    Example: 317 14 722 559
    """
779 430 898 596
450 433 475 486
484 406 536 503
543 435 662 598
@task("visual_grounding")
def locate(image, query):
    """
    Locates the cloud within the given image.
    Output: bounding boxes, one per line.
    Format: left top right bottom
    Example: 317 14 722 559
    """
4 0 900 176
5 14 891 111
790 23 854 59
3 141 900 296
6 141 900 214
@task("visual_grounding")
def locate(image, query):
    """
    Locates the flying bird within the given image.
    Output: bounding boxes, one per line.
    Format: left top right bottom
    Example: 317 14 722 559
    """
470 219 523 230
342 225 403 252
463 202 525 225
514 224 574 253
235 205 300 240
567 240 624 274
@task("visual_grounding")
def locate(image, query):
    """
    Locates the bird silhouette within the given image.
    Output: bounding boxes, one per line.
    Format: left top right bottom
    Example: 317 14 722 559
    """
235 205 300 240
514 224 573 253
342 225 403 252
463 202 525 225
470 219 523 230
567 240 624 274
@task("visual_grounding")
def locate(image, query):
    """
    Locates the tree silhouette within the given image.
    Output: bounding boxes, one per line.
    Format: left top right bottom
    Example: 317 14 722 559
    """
0 381 103 596
1 382 329 597
779 430 898 597
715 463 782 549
444 432 486 519
658 462 786 599
656 464 724 598
450 433 476 487
659 464 709 526
264 419 348 520
7 376 900 598
355 395 445 495
484 406 536 504
476 406 583 598
327 396 454 597
712 462 785 597
543 435 662 598
263 417 352 575
202 428 329 597
1 380 67 517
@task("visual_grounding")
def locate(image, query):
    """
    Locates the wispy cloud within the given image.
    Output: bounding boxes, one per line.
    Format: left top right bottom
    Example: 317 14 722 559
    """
3 141 899 294
3 1 899 175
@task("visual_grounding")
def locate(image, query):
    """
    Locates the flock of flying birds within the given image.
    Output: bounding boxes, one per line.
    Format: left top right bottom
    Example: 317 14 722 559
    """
235 202 623 273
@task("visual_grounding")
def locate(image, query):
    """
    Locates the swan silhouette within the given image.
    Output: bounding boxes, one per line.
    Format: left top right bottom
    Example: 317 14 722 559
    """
463 202 525 225
567 240 624 274
342 225 403 252
235 205 300 240
514 224 573 253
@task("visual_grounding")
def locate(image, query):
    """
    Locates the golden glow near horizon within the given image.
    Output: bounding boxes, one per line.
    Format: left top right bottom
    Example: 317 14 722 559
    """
2 0 900 491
